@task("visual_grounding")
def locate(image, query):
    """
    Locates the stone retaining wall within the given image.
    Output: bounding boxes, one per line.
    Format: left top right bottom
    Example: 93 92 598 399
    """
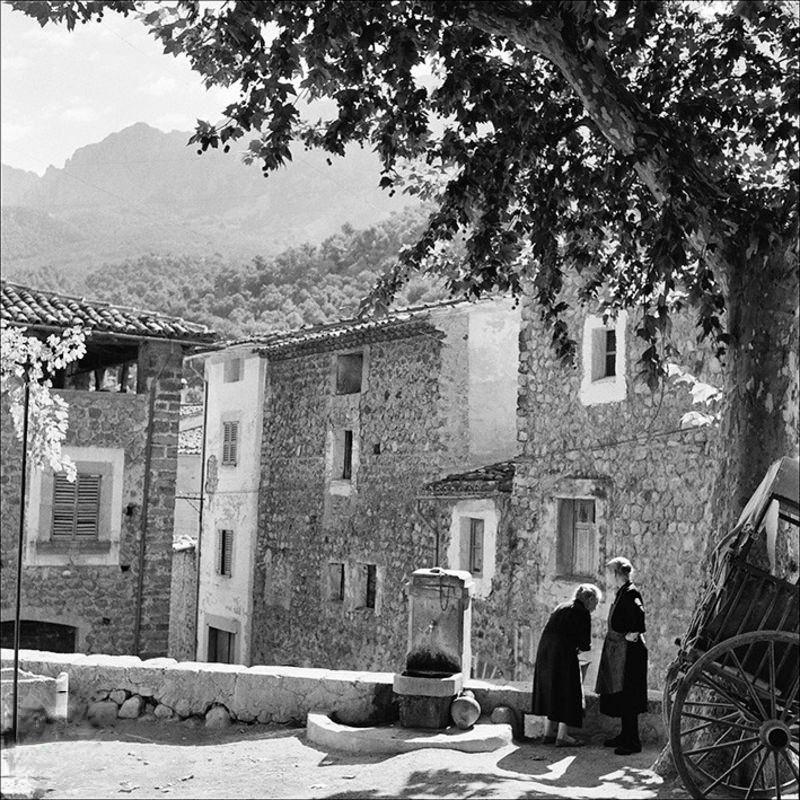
0 649 664 743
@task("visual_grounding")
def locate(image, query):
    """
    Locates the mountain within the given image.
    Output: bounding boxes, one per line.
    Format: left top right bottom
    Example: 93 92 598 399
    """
1 123 414 279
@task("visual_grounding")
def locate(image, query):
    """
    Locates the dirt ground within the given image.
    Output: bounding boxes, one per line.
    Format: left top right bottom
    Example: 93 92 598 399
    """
1 719 692 800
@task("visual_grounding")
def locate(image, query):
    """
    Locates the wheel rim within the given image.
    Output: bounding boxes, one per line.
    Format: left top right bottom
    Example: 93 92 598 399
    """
669 630 799 799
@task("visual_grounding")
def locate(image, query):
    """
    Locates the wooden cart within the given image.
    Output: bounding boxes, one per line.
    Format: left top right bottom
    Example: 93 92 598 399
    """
663 456 799 799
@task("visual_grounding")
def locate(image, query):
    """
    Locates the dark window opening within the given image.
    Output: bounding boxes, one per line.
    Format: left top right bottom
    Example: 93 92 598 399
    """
0 620 76 653
50 340 140 393
342 430 353 480
207 626 235 663
328 563 345 601
365 564 377 609
52 472 101 540
336 353 363 394
604 329 617 377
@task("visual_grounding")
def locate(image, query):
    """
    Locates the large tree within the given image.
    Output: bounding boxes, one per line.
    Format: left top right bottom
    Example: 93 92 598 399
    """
16 1 798 524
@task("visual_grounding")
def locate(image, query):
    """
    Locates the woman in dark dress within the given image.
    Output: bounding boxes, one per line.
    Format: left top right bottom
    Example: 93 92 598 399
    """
532 583 602 746
595 556 648 755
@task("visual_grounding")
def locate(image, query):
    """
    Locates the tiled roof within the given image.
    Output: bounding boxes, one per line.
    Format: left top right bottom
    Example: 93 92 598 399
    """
422 460 516 496
1 280 217 345
178 424 203 456
242 295 509 356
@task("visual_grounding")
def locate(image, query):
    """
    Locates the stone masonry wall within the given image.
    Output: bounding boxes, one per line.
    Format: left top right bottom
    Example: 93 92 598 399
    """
168 546 197 661
252 330 455 672
0 339 183 658
512 285 720 688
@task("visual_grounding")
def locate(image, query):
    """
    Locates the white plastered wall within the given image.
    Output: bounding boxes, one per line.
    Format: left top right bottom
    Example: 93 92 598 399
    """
446 498 498 599
579 311 628 406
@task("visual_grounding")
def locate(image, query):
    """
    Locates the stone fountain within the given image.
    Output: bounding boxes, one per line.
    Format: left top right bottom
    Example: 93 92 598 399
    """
392 567 473 728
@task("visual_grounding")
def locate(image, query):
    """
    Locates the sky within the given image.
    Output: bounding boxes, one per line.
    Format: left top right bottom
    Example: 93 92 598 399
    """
1 3 240 175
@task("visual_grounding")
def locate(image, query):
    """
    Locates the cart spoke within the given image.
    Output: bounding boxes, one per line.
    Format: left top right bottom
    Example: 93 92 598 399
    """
779 747 799 784
745 749 770 800
696 673 762 722
693 725 739 769
729 650 769 720
679 709 758 733
684 734 760 758
779 678 799 722
768 640 777 719
774 751 782 800
705 743 762 794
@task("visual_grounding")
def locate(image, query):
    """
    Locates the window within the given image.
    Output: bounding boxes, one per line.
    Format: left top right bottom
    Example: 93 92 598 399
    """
222 421 239 465
342 430 353 480
223 358 242 383
557 498 596 577
328 563 345 601
335 353 363 394
468 518 484 575
51 473 101 540
217 529 234 577
580 312 627 405
355 563 377 609
208 626 235 663
591 327 617 381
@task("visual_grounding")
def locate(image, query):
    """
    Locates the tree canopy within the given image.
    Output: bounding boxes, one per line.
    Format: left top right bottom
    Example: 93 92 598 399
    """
13 0 799 509
16 1 797 380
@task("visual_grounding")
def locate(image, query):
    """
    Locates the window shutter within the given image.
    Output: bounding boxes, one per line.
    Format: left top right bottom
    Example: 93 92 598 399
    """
216 530 223 575
557 499 575 575
573 500 595 575
75 475 101 538
469 518 484 574
223 530 233 577
365 564 377 609
52 474 77 538
228 423 238 465
222 422 239 465
605 330 617 377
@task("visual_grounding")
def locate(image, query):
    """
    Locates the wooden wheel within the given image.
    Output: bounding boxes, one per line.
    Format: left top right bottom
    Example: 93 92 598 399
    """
670 630 799 799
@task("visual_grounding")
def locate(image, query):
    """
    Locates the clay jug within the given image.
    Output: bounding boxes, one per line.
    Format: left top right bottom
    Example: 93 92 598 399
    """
450 690 481 730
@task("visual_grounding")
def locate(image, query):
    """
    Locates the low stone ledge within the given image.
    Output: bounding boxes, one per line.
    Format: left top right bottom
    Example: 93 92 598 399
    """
307 712 513 755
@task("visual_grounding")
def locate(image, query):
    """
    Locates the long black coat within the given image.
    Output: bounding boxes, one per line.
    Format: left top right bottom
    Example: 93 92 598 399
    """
599 581 648 717
531 600 591 728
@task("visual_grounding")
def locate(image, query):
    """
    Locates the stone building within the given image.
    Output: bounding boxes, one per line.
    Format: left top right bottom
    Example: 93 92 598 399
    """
0 280 215 658
191 296 521 668
420 286 720 689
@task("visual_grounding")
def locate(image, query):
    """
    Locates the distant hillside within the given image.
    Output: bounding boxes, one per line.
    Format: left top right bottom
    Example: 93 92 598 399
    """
19 204 448 339
1 122 415 278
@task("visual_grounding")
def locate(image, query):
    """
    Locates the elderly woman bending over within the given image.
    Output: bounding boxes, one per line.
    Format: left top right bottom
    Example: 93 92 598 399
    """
531 583 602 747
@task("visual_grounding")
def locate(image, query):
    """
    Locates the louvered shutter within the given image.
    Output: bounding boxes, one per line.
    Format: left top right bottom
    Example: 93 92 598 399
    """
75 475 101 538
222 422 238 465
557 499 574 575
52 474 77 538
223 530 233 577
228 424 238 465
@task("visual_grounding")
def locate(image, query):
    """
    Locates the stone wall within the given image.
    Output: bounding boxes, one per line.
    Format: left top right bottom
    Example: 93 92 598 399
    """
252 330 450 671
512 286 720 688
168 545 197 661
0 648 665 743
0 339 184 658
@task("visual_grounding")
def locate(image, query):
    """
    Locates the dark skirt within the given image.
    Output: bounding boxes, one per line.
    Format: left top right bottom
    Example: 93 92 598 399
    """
599 639 648 717
531 632 583 728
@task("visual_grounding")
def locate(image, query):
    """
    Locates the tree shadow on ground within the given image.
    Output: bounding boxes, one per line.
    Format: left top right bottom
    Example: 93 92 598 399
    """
5 718 302 749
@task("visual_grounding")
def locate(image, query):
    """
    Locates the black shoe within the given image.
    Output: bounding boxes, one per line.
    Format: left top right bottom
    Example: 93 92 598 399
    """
603 736 622 747
614 744 642 755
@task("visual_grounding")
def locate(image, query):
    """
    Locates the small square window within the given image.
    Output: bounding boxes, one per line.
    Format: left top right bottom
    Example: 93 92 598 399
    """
222 421 239 465
335 353 363 394
223 358 242 383
328 562 345 601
